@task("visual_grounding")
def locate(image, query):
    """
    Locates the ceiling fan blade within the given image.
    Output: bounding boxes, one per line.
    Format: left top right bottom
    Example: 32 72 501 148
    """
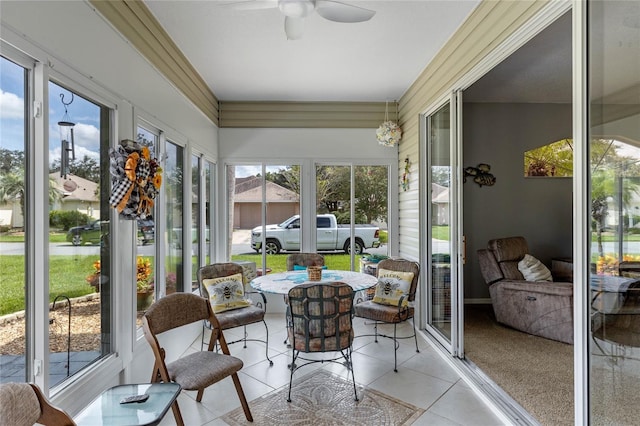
284 16 305 40
315 0 376 23
219 0 278 11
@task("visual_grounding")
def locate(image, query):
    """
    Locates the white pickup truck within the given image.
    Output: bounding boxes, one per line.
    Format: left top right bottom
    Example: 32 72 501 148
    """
250 214 381 255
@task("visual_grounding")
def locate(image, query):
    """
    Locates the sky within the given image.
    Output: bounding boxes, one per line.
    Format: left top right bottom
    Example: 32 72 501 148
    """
1 56 101 166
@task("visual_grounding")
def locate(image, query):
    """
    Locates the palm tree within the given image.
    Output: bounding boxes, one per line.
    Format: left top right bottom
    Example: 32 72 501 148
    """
0 170 61 228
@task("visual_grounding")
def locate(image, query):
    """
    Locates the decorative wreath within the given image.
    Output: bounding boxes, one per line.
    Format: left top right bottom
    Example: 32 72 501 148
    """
108 139 162 219
376 120 402 147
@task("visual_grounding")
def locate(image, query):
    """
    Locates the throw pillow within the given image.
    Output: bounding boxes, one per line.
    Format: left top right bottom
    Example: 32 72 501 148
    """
203 273 251 313
372 268 415 306
518 254 553 282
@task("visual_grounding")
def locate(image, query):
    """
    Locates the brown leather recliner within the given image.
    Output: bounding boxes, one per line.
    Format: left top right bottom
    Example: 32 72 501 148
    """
477 236 573 344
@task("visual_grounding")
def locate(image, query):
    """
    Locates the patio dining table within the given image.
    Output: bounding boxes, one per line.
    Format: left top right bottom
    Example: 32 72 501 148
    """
250 269 378 295
251 269 378 346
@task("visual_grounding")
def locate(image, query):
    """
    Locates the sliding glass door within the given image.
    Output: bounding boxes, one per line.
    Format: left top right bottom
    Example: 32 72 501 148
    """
588 1 640 423
424 94 462 355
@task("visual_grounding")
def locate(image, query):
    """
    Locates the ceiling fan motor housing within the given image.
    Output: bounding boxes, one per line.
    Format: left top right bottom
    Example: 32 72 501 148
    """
279 0 315 18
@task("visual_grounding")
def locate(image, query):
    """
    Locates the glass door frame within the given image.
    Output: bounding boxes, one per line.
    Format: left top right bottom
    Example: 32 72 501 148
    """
420 92 464 356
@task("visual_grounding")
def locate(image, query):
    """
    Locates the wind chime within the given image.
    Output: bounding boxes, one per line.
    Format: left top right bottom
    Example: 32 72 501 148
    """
58 93 76 179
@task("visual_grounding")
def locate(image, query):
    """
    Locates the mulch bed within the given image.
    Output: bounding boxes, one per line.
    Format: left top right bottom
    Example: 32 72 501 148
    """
1 296 103 355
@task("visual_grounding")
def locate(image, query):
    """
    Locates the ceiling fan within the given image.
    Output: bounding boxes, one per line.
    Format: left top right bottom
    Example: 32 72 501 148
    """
228 0 376 40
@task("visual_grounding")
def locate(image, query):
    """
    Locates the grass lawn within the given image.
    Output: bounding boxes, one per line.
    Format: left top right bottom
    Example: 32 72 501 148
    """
0 232 67 243
0 255 99 315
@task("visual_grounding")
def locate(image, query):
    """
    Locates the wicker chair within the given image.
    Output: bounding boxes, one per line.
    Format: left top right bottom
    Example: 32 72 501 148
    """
0 383 75 426
354 258 420 372
286 252 325 270
287 282 357 402
142 293 253 425
198 263 272 365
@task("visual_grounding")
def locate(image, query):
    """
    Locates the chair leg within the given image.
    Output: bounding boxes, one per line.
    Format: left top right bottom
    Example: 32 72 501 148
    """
373 321 379 343
263 320 274 366
346 348 358 401
393 324 398 372
170 400 184 426
230 372 253 422
287 350 299 402
412 319 420 354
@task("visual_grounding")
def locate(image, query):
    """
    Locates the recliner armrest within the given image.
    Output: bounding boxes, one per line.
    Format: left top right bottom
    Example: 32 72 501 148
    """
478 249 504 285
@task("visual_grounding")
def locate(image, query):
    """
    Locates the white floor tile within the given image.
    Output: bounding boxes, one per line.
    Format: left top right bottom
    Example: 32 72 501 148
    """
368 368 454 409
165 312 504 426
427 381 508 426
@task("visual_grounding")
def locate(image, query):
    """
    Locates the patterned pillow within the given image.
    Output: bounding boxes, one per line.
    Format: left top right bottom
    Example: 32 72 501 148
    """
372 268 415 306
203 273 251 313
517 254 553 282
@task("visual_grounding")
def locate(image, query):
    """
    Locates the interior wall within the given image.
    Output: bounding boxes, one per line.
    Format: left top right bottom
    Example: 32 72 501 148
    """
462 102 573 300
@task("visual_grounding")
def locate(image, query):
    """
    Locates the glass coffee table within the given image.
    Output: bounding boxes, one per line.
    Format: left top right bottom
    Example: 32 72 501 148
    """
74 383 181 426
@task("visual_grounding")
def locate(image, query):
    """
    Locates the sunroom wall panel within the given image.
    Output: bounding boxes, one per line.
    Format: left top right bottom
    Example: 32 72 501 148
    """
397 0 550 259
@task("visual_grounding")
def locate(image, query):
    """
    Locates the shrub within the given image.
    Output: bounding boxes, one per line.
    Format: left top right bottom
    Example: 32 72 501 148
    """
50 210 92 231
334 211 367 224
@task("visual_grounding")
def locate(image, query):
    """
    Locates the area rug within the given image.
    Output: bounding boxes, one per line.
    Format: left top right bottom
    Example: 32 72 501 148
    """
222 370 425 425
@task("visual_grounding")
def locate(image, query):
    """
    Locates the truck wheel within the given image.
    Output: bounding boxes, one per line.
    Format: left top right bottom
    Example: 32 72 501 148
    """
72 234 82 246
264 239 281 255
344 239 364 255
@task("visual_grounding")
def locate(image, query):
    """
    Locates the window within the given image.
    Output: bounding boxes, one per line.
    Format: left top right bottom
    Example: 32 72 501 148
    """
0 55 28 383
47 81 112 387
135 126 158 316
165 141 184 292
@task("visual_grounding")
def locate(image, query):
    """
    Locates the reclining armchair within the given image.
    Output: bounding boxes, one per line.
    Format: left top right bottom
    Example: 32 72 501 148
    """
477 236 573 344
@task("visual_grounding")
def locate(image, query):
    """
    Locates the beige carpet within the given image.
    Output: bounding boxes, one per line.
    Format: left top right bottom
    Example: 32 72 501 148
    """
464 304 574 426
222 369 424 425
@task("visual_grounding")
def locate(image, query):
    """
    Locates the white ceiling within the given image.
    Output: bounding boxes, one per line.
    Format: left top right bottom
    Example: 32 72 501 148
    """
144 0 481 102
144 1 638 105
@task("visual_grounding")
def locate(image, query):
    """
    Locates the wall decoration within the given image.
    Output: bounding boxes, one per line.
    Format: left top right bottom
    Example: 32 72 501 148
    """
109 139 162 219
402 157 410 191
464 163 496 187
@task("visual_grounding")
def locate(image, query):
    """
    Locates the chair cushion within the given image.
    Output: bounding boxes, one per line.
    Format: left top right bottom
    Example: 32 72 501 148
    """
0 383 40 426
167 351 243 390
203 273 251 313
216 304 265 330
518 254 552 282
354 300 414 323
372 268 414 306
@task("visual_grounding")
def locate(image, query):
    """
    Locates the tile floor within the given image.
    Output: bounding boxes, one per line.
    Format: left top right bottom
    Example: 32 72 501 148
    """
157 313 505 426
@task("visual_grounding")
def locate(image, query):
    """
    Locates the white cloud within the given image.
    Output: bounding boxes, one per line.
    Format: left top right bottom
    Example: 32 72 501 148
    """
0 89 24 119
73 123 100 151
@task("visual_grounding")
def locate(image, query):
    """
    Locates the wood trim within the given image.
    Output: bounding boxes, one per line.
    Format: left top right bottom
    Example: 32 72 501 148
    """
89 0 219 124
219 101 391 128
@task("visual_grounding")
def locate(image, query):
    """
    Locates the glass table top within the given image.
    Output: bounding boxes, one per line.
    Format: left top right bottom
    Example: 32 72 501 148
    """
74 383 181 426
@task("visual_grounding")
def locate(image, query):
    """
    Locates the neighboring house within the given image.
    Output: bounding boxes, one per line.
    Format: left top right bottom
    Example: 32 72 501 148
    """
431 183 450 226
0 200 21 228
233 176 299 229
0 173 99 228
50 173 100 220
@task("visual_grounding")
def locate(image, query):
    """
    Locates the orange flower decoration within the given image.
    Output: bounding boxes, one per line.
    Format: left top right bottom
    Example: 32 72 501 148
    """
141 146 150 161
152 173 162 189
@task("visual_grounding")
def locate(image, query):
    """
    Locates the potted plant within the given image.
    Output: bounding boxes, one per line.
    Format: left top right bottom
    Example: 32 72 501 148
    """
136 257 154 311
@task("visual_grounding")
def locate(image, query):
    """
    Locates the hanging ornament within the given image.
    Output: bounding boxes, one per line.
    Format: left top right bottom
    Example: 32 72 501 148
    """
376 101 402 147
